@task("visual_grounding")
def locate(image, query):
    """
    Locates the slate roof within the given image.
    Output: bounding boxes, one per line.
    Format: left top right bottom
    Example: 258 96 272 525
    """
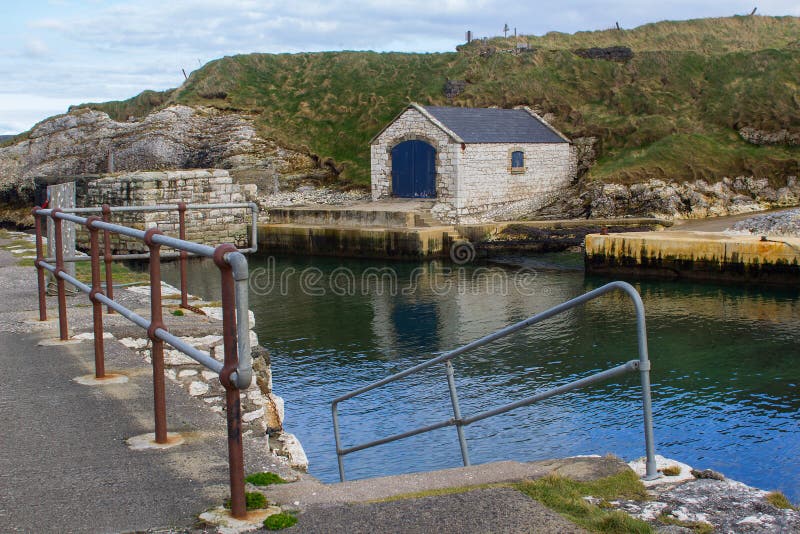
423 106 567 144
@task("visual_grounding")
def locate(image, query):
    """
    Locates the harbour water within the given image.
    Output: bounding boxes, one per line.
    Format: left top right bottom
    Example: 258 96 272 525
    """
162 253 800 502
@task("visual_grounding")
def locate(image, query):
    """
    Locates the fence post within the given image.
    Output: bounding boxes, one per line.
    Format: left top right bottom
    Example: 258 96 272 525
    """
86 216 106 378
213 243 246 520
177 202 188 309
102 204 114 314
144 227 168 444
32 208 47 321
51 209 69 340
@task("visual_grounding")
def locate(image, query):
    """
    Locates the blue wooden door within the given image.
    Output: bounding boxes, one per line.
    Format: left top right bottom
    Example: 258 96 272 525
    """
391 140 436 198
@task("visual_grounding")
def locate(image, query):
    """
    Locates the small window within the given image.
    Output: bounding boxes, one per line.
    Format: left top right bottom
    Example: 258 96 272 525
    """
511 150 525 173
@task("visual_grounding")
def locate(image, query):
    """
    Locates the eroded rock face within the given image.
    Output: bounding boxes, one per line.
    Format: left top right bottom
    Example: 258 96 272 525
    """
739 127 800 146
0 105 317 206
529 176 800 220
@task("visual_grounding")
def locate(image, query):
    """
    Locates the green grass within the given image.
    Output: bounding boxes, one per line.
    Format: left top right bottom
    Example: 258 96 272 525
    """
659 465 682 476
657 512 714 533
263 512 297 530
245 472 287 486
488 15 800 54
66 16 800 187
516 470 652 533
74 261 149 285
766 491 797 510
223 491 267 510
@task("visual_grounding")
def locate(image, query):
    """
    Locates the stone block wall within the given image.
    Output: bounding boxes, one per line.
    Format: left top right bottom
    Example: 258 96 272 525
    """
77 169 257 253
456 143 574 222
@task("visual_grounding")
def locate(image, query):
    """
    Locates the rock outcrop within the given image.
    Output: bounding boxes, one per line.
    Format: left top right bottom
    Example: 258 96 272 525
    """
739 127 800 146
573 46 634 61
528 176 800 221
0 105 319 207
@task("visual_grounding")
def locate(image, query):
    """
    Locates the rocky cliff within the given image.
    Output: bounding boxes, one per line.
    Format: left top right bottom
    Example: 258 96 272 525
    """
529 176 800 220
0 105 322 208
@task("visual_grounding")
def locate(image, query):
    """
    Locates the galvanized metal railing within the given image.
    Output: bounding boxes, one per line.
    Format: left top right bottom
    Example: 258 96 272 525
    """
42 202 258 311
332 281 659 482
32 205 254 519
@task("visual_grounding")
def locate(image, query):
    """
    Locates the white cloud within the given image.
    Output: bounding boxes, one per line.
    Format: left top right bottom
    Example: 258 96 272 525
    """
24 38 49 57
1 0 799 133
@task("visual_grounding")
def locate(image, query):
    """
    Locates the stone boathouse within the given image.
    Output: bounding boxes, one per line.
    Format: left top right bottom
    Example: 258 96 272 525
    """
370 103 574 223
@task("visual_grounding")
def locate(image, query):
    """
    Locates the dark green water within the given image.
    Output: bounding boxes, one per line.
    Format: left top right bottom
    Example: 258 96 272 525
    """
162 253 800 501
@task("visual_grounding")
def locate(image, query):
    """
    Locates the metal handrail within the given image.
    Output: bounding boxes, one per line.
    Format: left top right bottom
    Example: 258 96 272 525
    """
57 201 259 254
332 281 658 482
32 205 252 518
42 202 257 311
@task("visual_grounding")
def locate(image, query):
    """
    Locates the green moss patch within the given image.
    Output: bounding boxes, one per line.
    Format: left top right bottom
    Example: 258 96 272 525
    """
246 472 287 486
263 512 298 530
516 470 652 533
223 491 267 511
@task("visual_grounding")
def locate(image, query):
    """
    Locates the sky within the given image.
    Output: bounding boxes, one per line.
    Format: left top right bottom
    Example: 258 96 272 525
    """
2 0 799 135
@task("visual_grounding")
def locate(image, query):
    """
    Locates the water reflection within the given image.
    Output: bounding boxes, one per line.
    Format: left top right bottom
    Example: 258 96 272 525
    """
160 254 800 502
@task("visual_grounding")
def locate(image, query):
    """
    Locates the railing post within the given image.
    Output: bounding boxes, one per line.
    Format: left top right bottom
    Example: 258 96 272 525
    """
213 243 246 520
32 207 47 321
623 282 659 480
51 209 69 340
86 216 106 378
102 204 114 314
177 202 189 309
144 227 168 444
445 360 470 467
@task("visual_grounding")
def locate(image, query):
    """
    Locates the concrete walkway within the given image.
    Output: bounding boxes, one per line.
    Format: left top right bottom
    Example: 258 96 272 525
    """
0 242 283 532
263 457 628 533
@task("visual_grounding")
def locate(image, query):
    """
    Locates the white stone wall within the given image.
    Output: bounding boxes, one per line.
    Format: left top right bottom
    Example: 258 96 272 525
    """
371 108 460 220
455 143 574 222
78 169 257 253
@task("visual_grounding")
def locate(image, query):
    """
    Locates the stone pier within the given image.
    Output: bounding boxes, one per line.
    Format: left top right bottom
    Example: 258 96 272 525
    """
585 231 800 284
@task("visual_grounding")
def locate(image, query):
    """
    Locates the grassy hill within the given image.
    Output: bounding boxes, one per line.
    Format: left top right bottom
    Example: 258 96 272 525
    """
76 15 800 186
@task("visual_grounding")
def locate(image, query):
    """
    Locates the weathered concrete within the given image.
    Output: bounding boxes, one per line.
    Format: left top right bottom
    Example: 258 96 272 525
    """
259 216 668 259
585 231 800 284
260 456 625 534
258 223 461 259
283 487 588 534
0 237 299 532
264 456 629 507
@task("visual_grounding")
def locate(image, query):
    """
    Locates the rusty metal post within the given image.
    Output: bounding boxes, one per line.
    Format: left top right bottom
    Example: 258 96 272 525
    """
51 209 69 340
213 243 246 520
86 216 106 378
33 207 47 321
144 227 168 444
102 204 114 314
177 202 189 309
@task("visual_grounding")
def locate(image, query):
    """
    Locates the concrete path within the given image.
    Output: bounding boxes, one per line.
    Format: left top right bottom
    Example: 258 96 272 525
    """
0 242 283 532
263 456 628 533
